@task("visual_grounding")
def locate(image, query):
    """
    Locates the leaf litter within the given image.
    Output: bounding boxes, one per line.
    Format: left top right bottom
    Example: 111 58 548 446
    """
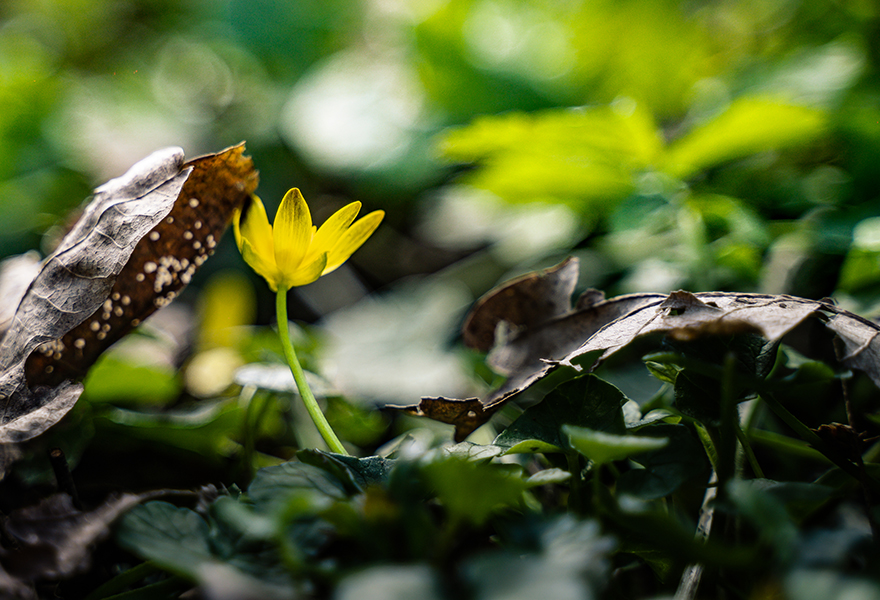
395 257 880 440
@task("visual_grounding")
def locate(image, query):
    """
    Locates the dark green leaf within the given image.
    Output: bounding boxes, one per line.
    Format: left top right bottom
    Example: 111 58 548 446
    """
421 455 529 526
463 517 614 600
247 461 350 516
617 424 708 499
725 479 799 560
297 449 395 490
495 375 628 453
116 501 213 578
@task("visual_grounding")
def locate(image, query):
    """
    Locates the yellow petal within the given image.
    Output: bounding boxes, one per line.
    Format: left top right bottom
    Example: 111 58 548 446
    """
236 195 275 263
274 188 312 275
311 201 361 257
324 210 384 274
240 237 281 292
283 252 328 288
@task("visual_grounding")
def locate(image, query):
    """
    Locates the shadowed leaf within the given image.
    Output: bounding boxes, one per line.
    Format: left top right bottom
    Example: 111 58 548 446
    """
2 492 155 580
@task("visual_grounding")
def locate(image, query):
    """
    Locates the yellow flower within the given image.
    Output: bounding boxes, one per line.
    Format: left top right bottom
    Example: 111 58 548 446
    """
233 188 384 291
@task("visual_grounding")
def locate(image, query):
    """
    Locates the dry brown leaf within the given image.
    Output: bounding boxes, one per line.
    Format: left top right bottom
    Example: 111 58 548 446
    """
395 260 880 441
391 258 663 440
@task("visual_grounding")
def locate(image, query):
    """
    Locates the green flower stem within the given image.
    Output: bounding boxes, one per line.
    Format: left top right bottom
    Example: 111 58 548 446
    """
733 421 764 479
276 287 348 455
566 452 583 513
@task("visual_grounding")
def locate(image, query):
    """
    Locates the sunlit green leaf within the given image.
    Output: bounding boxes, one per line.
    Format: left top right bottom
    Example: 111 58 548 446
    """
437 105 662 210
664 97 828 179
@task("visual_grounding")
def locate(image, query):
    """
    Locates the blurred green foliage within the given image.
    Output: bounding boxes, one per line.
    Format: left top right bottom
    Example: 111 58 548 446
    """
4 0 880 596
2 0 879 305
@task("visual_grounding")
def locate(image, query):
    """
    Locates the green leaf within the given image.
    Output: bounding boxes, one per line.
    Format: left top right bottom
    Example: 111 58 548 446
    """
83 353 181 406
644 358 681 385
674 369 723 425
297 449 395 490
116 501 212 578
663 335 777 424
616 424 708 499
755 480 838 523
247 461 351 516
771 357 840 409
664 97 827 179
93 400 243 461
335 564 444 600
420 455 529 526
495 375 628 454
563 426 668 466
463 516 614 600
443 442 506 461
116 500 296 599
525 468 571 487
504 439 566 455
437 106 662 210
726 479 799 560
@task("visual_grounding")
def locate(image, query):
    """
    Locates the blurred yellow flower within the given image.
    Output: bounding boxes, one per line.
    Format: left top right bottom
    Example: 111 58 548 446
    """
233 188 384 291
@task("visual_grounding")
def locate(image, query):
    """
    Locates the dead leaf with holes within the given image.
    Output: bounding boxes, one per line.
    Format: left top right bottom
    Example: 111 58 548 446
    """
0 144 258 444
394 258 880 441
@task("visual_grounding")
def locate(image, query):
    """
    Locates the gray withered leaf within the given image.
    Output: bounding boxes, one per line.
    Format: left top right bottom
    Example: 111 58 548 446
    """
0 144 257 444
556 290 880 393
1 490 169 581
391 258 662 441
395 260 880 441
0 252 42 342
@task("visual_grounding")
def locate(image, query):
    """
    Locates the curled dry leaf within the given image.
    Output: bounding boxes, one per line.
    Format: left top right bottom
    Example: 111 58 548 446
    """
555 290 880 381
391 258 663 441
395 258 880 441
0 144 258 444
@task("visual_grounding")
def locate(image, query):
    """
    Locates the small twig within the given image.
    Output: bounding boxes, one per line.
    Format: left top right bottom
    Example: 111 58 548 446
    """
675 471 718 600
49 448 82 511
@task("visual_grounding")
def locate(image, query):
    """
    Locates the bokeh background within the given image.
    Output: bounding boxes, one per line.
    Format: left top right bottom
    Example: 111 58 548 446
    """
2 0 880 454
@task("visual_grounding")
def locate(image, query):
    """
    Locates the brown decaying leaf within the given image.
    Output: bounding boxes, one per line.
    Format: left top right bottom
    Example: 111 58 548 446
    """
462 257 582 352
391 258 664 440
395 258 880 441
0 144 258 444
